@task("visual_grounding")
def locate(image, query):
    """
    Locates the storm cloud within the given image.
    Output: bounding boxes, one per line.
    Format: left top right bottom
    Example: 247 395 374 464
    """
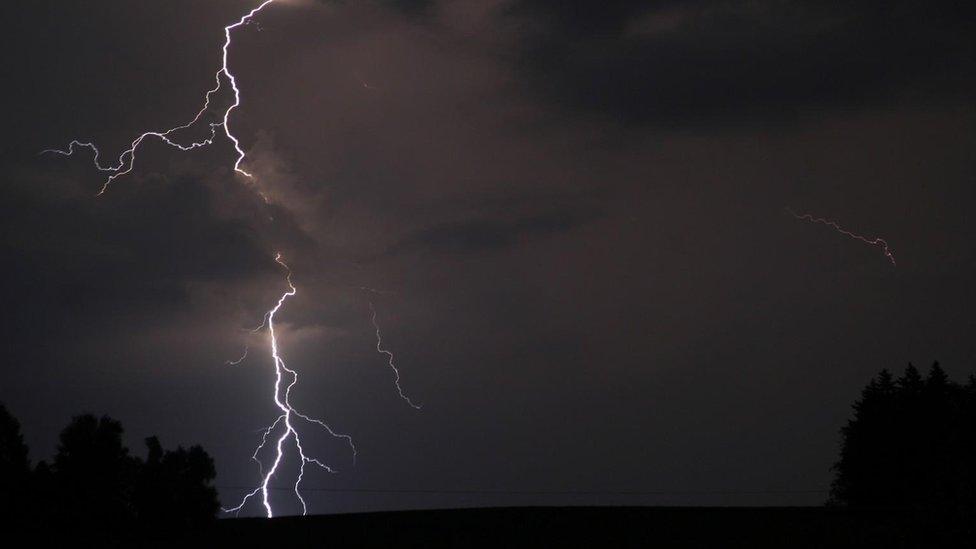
1 0 974 516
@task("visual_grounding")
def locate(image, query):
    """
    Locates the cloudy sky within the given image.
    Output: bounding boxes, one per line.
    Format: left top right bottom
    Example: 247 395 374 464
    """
2 0 974 515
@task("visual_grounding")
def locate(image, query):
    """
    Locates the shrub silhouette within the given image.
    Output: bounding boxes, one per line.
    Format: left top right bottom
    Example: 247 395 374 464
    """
831 362 976 524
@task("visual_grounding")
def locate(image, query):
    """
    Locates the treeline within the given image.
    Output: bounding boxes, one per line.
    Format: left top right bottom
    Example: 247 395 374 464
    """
0 405 218 539
831 362 976 535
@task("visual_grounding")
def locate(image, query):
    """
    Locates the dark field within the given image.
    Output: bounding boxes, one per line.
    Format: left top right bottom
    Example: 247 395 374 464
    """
197 506 956 548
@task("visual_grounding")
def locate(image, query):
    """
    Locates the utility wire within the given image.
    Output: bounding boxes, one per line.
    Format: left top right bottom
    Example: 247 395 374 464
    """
216 486 829 495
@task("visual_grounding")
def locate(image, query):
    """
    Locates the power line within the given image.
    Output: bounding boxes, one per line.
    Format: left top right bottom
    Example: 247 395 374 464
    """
216 486 829 496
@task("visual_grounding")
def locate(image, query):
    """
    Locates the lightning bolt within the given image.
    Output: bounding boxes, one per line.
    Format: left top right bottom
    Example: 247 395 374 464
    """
42 0 277 195
44 0 421 516
785 207 896 266
369 301 422 410
223 253 356 517
42 0 358 517
225 346 250 366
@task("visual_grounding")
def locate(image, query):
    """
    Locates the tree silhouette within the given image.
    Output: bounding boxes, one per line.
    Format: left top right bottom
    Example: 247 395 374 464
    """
0 405 220 539
0 403 31 519
135 435 219 532
831 362 976 526
52 414 138 528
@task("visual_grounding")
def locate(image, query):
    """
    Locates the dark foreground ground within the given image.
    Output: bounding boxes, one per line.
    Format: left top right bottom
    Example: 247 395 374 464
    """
195 506 967 548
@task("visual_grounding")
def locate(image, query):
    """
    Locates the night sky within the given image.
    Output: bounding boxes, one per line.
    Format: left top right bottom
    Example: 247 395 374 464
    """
2 0 975 516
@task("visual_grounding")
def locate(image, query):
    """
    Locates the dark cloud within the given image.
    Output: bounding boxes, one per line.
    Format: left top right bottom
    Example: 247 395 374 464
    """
0 168 277 335
1 0 975 517
383 0 434 17
504 0 976 128
391 209 594 255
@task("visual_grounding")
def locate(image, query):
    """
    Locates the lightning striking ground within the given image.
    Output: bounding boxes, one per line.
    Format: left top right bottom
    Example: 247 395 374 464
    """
786 207 896 266
42 0 365 517
223 254 356 517
369 301 422 410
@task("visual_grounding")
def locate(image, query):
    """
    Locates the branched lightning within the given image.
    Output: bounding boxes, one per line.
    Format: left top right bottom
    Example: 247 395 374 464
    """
785 207 896 266
223 254 356 517
369 301 422 410
45 0 419 517
44 0 349 517
42 0 278 194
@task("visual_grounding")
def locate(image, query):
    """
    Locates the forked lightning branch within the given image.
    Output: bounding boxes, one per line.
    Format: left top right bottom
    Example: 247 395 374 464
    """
44 0 419 517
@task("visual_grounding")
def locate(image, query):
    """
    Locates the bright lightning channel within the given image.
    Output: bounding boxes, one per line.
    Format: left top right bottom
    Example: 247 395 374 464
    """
42 0 278 195
785 207 896 266
369 301 422 410
42 0 358 518
223 254 356 517
45 0 422 516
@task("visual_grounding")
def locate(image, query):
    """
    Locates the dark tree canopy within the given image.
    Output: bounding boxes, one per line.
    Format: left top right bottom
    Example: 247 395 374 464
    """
0 403 31 518
53 414 138 525
135 435 220 530
0 403 29 476
0 406 220 540
831 362 976 522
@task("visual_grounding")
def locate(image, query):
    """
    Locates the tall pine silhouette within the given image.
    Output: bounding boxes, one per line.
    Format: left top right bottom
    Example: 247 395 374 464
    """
832 362 976 523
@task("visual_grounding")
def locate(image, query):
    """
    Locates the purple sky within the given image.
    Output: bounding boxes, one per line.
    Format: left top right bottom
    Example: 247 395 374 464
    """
1 0 974 516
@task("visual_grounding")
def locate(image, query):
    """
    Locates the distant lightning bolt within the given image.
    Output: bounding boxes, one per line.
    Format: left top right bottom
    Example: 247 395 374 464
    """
785 207 896 266
223 254 356 517
369 301 422 410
